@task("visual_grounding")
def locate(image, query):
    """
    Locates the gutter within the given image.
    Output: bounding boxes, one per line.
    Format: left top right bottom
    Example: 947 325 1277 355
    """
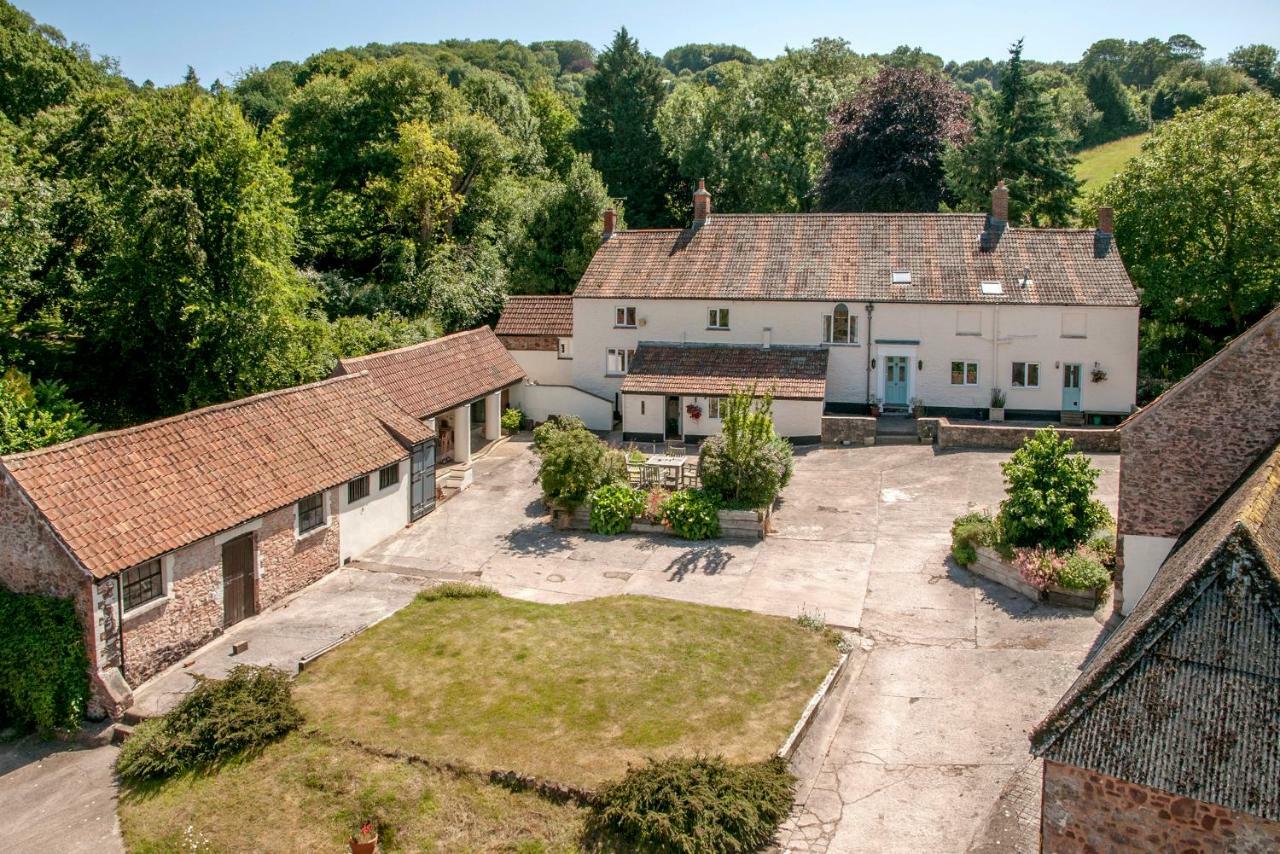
865 303 875 404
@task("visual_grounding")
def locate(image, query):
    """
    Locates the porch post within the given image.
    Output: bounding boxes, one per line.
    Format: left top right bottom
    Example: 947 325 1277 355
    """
484 391 502 441
453 403 472 465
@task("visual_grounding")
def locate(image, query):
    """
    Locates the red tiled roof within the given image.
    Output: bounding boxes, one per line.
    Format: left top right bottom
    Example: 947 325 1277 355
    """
335 327 525 420
620 343 828 400
496 295 573 337
1 374 432 579
577 214 1138 306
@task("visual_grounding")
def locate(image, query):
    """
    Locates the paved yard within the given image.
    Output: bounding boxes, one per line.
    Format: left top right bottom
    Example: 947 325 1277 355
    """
0 730 121 854
363 436 1119 853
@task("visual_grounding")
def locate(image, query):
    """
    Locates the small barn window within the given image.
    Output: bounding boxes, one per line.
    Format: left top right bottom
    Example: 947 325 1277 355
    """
297 492 326 534
347 475 370 503
122 559 164 612
379 463 400 490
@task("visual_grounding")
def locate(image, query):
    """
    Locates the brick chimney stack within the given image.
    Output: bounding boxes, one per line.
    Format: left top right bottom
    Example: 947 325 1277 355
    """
980 180 1009 252
991 180 1009 224
1094 206 1114 258
692 179 712 225
602 207 617 240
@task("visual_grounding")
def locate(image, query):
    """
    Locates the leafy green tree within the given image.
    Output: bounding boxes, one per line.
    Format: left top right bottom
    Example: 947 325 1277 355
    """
998 427 1110 551
1033 70 1101 147
0 1 117 123
231 61 300 130
33 87 326 421
878 45 945 73
661 43 758 74
1228 43 1280 95
697 388 794 509
370 118 462 246
528 86 578 176
508 154 617 293
1097 94 1280 384
575 28 675 226
944 40 1079 226
423 239 507 331
1083 65 1142 144
1150 61 1255 121
0 366 92 454
816 66 971 212
326 312 437 358
530 40 595 73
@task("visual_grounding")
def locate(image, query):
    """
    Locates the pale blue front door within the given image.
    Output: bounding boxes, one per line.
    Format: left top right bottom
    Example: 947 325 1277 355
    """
1061 363 1083 411
884 356 909 407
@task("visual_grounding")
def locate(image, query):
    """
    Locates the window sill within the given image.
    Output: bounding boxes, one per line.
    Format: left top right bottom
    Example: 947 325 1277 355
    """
122 594 171 623
605 372 626 378
955 332 982 337
1010 386 1041 391
705 327 730 332
822 341 861 347
296 523 330 542
613 325 637 330
1060 334 1087 339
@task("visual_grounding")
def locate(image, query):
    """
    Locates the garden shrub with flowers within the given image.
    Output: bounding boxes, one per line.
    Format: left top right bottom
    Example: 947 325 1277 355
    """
950 427 1116 595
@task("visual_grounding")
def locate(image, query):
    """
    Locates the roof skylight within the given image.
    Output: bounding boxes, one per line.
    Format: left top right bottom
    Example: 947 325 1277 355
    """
980 280 1004 295
891 270 911 285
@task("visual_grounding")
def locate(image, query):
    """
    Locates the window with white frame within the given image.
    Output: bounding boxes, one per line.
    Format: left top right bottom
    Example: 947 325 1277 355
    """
707 397 723 419
822 303 857 344
1011 362 1040 388
707 307 730 330
297 492 326 534
614 306 636 328
950 360 979 386
605 347 635 375
122 558 164 612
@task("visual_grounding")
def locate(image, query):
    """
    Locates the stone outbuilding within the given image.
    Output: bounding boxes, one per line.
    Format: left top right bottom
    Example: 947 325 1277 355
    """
1116 304 1280 614
1031 440 1280 852
0 373 434 716
334 326 525 490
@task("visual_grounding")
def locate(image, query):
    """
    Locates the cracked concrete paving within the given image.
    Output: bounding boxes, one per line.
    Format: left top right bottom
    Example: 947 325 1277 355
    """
363 437 1118 853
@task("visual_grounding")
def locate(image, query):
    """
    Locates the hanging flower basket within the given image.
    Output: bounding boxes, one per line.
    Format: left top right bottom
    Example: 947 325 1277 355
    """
685 403 703 421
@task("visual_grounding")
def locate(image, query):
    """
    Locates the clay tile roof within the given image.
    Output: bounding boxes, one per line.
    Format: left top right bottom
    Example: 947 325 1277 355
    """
335 327 525 420
1031 441 1280 818
496 295 574 337
576 214 1138 306
620 343 828 400
1 374 433 579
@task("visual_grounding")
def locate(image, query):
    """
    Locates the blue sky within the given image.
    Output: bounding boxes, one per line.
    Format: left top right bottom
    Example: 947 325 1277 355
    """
22 0 1280 86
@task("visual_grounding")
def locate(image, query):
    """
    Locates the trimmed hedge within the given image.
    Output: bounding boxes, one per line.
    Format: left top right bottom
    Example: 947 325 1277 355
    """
0 585 89 733
116 665 302 782
588 755 795 853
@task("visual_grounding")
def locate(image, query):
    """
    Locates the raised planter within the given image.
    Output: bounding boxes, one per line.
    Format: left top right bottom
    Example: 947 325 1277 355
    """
551 504 770 540
969 546 1103 610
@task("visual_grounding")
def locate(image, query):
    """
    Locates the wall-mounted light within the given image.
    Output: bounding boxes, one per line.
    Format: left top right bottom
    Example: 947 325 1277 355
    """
1054 361 1060 369
918 360 924 371
871 357 877 369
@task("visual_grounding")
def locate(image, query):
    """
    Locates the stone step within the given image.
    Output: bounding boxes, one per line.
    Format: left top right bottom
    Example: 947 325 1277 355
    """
873 433 920 446
111 723 135 744
1060 410 1085 426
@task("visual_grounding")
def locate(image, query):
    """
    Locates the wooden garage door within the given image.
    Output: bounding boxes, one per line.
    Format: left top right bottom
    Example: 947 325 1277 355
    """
221 533 256 627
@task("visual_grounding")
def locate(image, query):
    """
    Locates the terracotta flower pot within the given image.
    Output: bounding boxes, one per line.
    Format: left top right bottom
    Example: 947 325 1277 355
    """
349 836 377 854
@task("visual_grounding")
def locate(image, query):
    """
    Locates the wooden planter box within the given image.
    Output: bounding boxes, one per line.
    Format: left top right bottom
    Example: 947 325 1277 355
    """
969 546 1103 610
550 504 770 540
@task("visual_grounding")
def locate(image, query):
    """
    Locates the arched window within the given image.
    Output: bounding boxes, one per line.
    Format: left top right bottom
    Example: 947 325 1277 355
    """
823 303 855 344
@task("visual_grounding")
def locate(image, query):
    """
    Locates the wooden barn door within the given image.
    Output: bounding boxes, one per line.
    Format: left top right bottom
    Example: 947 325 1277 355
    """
221 534 257 627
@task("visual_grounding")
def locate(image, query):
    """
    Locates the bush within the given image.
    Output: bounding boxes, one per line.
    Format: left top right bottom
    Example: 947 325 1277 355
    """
589 485 646 535
532 414 587 453
602 448 630 486
698 390 794 509
537 424 608 510
417 582 499 602
0 586 90 733
1012 547 1066 591
116 666 302 782
661 489 722 540
500 407 524 432
998 427 1111 551
642 487 672 523
589 755 795 854
949 511 997 567
1058 551 1111 591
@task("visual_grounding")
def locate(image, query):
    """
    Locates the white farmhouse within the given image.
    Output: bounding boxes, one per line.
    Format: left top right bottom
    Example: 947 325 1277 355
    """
498 181 1140 442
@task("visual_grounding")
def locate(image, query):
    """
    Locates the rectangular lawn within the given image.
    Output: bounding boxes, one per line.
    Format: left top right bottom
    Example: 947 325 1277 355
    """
293 592 841 789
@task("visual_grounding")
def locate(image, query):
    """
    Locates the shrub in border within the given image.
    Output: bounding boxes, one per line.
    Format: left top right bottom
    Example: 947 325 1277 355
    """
998 427 1111 551
949 511 996 567
589 484 646 535
0 585 89 733
588 755 795 854
500 407 524 432
661 489 722 540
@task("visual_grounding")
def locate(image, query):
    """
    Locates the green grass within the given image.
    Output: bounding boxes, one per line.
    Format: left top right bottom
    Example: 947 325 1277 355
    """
1075 133 1150 190
119 734 586 853
293 594 839 789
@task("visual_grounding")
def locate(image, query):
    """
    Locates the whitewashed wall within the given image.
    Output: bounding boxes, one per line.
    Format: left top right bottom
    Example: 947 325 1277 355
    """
338 461 409 563
572 298 1138 414
510 348 573 386
1120 534 1178 616
622 393 665 435
624 393 821 440
514 383 614 431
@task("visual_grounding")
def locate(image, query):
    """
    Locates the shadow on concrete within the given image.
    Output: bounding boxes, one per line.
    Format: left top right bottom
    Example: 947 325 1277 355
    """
523 496 549 519
946 558 1100 624
665 545 734 581
504 523 573 557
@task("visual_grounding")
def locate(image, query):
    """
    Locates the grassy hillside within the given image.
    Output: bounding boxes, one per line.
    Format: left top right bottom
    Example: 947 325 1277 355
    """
1076 133 1150 191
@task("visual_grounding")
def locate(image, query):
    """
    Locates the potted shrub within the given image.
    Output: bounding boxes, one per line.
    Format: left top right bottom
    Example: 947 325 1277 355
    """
989 388 1006 422
500 407 524 435
867 396 882 417
910 397 925 419
349 821 377 854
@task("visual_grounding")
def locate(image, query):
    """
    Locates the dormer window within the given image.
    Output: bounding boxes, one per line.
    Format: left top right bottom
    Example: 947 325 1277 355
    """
891 270 911 285
980 281 1004 295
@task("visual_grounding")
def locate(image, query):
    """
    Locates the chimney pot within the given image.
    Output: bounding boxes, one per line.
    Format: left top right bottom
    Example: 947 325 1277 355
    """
692 179 712 224
991 179 1009 224
1096 206 1114 234
602 207 617 239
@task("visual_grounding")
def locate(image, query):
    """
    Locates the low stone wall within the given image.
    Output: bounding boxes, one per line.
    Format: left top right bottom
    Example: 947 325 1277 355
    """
552 505 769 540
969 547 1101 610
821 415 876 445
934 418 1120 452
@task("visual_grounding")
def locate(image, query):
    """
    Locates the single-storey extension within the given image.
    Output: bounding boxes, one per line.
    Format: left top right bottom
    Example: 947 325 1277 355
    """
1031 439 1280 851
334 326 525 489
0 373 434 716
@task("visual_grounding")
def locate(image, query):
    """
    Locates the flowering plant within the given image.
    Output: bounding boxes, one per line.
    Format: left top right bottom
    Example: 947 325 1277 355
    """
685 403 703 421
353 821 376 842
1012 547 1066 591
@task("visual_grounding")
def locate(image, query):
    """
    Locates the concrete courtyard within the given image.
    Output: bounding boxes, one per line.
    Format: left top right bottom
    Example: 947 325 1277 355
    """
362 436 1119 853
